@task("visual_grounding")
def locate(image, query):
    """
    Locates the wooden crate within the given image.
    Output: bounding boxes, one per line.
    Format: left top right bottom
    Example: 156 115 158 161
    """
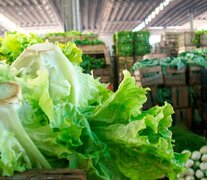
80 34 98 40
0 169 86 180
47 36 66 43
143 53 167 60
143 87 159 110
78 45 110 65
178 32 196 47
93 65 112 83
200 34 207 46
188 66 201 85
178 46 196 54
164 67 186 86
165 32 178 42
118 56 134 69
172 86 189 108
174 108 192 129
199 46 207 49
189 85 201 107
65 35 82 42
134 66 163 87
134 56 143 62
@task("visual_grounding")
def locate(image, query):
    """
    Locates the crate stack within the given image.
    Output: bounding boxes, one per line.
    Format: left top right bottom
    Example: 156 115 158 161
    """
156 32 178 57
47 33 98 44
133 64 203 130
114 31 135 83
164 66 192 128
200 34 207 49
178 32 197 53
134 66 163 110
164 32 179 57
134 31 151 61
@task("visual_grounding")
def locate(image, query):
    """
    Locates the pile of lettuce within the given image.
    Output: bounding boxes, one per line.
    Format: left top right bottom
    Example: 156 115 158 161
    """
0 32 43 63
0 32 83 66
0 43 189 179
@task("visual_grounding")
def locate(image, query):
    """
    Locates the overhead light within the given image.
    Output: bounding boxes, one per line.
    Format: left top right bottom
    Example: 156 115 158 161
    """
155 7 160 14
149 26 164 30
133 0 175 31
159 3 164 11
167 26 182 29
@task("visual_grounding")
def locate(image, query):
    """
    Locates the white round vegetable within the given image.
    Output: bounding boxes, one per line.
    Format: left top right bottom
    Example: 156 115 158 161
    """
195 169 204 178
186 176 195 180
200 162 207 170
200 146 207 154
185 159 194 168
191 151 201 160
202 154 207 162
186 168 194 176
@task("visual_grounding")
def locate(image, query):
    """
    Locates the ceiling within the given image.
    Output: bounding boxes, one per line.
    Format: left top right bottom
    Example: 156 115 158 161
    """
0 0 207 35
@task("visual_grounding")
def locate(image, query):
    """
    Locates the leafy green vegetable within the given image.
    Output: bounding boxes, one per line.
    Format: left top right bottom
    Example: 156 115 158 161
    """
0 82 51 176
59 42 82 65
74 39 104 45
0 32 43 64
0 43 189 179
81 54 105 74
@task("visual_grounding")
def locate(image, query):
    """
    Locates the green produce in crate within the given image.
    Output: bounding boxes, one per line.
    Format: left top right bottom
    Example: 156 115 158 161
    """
116 31 133 44
81 54 105 74
0 43 189 180
73 39 104 45
0 32 43 64
117 43 133 56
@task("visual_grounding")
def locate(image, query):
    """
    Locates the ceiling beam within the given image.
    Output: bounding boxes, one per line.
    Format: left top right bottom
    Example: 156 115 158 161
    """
166 0 204 26
100 0 114 32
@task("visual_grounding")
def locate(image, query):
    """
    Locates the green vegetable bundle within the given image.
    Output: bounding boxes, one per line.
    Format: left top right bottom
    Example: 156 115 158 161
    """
117 43 133 56
0 32 43 64
0 43 189 180
81 54 105 74
134 31 151 56
116 31 133 44
74 39 104 45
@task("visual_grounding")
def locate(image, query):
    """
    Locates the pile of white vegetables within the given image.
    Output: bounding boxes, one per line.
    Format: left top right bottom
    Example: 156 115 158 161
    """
178 146 207 180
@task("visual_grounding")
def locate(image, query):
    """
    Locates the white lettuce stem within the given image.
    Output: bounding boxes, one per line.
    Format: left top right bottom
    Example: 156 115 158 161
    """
0 82 51 169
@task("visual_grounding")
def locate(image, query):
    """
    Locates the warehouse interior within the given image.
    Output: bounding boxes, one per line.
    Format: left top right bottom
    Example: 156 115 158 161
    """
1 0 207 179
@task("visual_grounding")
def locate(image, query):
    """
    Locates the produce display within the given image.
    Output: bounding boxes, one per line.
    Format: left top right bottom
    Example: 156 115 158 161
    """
0 42 189 179
80 54 105 74
195 30 207 47
113 30 151 57
73 39 104 45
0 32 43 63
44 31 97 38
115 31 134 56
134 31 151 56
132 48 207 72
178 146 207 179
